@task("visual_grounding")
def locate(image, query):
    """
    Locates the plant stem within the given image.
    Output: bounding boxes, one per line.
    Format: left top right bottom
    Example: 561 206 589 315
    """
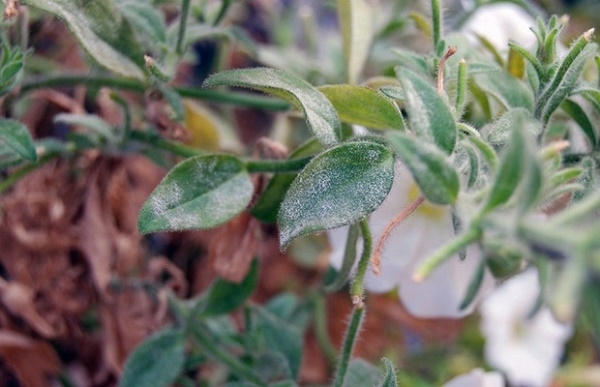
350 219 372 307
323 223 360 293
413 228 480 281
245 156 311 173
310 291 338 365
19 75 291 111
176 0 192 55
129 130 206 158
431 0 442 52
332 305 365 387
213 0 232 26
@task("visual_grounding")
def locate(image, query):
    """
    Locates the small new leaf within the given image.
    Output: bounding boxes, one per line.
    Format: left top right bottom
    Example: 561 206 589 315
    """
396 68 456 154
0 119 37 162
120 328 186 387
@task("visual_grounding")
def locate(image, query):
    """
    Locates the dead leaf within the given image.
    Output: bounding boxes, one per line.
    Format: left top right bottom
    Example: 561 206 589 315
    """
208 212 262 283
0 279 57 338
0 330 60 387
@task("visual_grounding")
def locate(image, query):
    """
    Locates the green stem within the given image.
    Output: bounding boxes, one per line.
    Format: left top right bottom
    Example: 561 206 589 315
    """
176 0 192 55
245 156 311 173
413 228 480 281
431 0 442 52
323 223 360 293
129 130 206 158
192 324 265 386
350 219 372 306
213 0 232 26
310 291 338 365
333 306 365 387
19 75 291 111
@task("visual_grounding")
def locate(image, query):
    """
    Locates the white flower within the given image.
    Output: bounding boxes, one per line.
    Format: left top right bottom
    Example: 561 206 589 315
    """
328 163 494 318
461 3 537 50
480 268 572 387
442 368 504 387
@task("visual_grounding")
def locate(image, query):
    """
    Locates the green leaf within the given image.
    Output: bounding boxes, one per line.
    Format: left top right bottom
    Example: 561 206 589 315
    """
203 68 341 146
561 98 597 147
376 358 399 387
483 114 529 213
342 359 380 387
120 328 186 387
118 0 167 49
0 119 37 162
536 41 597 125
336 0 375 83
481 107 540 147
22 0 146 80
254 306 303 379
396 68 456 154
318 85 404 130
278 141 394 248
54 113 118 143
138 155 253 233
201 259 259 317
386 132 459 205
473 69 533 111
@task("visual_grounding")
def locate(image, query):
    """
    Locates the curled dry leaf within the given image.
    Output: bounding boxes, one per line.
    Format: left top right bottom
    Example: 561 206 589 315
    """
208 211 262 283
0 330 60 387
0 279 57 338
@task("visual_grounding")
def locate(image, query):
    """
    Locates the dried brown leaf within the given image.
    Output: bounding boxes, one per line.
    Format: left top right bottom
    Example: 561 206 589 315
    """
0 279 57 338
208 212 262 283
0 330 60 387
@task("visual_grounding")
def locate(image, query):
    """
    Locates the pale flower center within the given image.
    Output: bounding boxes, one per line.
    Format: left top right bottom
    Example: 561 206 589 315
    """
408 184 446 219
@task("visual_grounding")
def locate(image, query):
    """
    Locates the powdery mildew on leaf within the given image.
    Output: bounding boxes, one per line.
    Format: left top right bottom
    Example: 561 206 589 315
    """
138 155 253 233
203 68 341 146
278 141 394 248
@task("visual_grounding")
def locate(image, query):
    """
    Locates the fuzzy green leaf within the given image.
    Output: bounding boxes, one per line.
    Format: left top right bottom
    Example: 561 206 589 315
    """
0 119 37 162
22 0 146 80
319 85 404 130
138 155 253 233
120 328 186 387
203 68 340 146
483 114 529 213
396 68 456 154
278 141 394 248
254 306 303 379
386 132 459 205
202 259 259 317
474 69 533 111
561 98 597 147
118 0 167 48
376 358 399 387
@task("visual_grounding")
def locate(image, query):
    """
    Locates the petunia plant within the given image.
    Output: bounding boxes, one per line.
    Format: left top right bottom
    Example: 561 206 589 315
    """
1 0 600 385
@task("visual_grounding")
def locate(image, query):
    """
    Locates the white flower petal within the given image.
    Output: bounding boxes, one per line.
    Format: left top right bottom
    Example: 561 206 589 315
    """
442 368 504 387
397 245 494 318
461 3 537 50
327 162 495 317
480 268 572 387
